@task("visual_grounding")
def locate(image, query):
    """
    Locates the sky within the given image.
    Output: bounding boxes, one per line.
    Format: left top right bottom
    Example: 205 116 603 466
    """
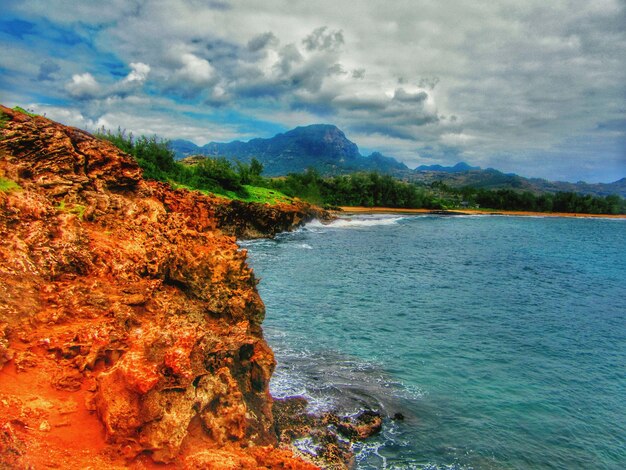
1 0 625 183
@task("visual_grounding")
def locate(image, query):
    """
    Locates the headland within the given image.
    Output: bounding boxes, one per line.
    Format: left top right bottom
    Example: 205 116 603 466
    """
0 105 344 468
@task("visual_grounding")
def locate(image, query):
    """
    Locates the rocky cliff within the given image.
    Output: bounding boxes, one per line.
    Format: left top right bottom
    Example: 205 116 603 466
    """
0 106 321 468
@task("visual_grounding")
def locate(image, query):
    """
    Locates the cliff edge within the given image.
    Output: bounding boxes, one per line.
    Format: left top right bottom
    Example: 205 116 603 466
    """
0 106 320 468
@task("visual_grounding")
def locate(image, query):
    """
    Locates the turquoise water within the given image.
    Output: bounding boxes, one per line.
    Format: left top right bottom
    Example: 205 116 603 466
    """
241 214 626 469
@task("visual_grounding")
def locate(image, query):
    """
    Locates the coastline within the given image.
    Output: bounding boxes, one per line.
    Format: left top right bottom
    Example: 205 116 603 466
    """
338 206 626 219
0 106 328 469
247 215 626 468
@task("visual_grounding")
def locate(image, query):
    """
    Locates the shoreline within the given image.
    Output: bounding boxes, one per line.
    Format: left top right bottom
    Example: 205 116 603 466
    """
338 206 626 219
0 106 325 469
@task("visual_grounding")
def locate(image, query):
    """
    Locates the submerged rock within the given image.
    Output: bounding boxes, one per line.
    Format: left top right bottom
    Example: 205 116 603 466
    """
334 410 383 440
0 105 322 468
273 396 384 469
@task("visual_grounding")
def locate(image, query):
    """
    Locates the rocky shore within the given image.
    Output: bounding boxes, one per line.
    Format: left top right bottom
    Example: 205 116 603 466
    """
0 106 357 468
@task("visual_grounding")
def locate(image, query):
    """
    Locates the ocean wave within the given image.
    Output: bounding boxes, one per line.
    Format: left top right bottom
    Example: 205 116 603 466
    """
307 215 407 230
292 437 321 457
268 346 423 416
268 347 430 468
237 238 276 248
295 243 313 249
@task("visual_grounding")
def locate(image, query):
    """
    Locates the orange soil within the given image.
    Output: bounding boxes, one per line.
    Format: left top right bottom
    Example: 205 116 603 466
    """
0 348 118 468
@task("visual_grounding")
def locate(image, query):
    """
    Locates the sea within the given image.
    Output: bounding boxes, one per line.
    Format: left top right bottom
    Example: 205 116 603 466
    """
240 213 626 469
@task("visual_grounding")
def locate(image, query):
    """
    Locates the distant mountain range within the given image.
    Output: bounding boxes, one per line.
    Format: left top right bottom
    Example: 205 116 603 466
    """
410 168 626 198
415 162 480 172
171 124 408 176
170 124 626 198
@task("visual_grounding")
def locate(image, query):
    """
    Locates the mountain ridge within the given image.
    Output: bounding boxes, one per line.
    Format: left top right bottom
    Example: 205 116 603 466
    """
172 124 409 176
415 162 481 172
170 125 626 198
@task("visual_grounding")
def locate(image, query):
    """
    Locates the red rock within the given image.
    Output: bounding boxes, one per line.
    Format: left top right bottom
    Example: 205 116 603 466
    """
335 410 383 440
0 105 323 468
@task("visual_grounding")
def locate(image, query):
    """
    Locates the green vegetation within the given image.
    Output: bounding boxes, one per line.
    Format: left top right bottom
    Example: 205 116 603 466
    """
55 201 87 219
438 184 626 215
238 185 293 204
97 128 289 204
268 169 441 209
0 177 21 192
12 106 37 117
97 128 625 214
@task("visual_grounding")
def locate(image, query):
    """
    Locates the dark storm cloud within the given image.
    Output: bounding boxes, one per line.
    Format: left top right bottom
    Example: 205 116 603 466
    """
332 95 388 111
37 60 61 81
302 27 344 51
349 122 423 141
418 77 439 90
352 69 366 79
327 64 347 76
393 88 428 104
274 44 303 75
247 32 279 52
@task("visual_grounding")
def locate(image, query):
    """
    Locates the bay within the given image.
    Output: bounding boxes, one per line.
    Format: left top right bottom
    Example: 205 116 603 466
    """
242 214 626 469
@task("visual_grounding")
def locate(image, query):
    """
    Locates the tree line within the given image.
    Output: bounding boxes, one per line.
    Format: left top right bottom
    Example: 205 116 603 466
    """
97 129 625 214
445 185 625 215
267 169 440 209
96 129 262 197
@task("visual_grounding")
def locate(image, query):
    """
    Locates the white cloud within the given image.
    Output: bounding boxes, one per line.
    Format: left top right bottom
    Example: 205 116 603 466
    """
63 62 151 101
65 73 102 99
28 104 97 129
5 0 624 181
440 132 477 146
177 53 214 86
92 109 249 144
124 62 150 83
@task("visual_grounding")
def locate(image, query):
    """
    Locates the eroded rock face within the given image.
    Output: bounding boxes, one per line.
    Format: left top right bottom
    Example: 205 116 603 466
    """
0 106 319 468
213 198 330 239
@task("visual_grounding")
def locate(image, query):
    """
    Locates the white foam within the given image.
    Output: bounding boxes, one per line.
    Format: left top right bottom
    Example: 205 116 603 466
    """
237 238 276 248
304 219 329 229
307 215 407 230
353 440 388 468
295 243 313 249
292 437 320 457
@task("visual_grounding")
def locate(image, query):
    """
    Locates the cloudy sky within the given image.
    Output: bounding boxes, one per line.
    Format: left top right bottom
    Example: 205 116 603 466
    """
1 0 625 182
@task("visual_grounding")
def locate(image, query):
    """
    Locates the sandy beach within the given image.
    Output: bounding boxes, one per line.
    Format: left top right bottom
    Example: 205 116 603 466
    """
338 206 626 219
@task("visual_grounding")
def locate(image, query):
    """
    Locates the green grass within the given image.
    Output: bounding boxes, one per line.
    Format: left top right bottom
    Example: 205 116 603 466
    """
12 106 37 117
55 201 86 219
0 177 20 192
234 185 294 204
170 182 293 205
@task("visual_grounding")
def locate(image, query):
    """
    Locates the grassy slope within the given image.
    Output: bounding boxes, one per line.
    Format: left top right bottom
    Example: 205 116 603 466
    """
0 177 20 192
171 182 294 205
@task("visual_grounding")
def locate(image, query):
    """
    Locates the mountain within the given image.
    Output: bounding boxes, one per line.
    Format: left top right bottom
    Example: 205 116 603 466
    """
411 167 528 189
170 138 200 155
171 124 409 176
411 168 626 198
415 162 480 172
527 176 626 198
365 151 411 173
171 125 625 198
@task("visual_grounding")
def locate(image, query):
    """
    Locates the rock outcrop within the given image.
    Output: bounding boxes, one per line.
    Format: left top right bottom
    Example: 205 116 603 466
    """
0 106 320 468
